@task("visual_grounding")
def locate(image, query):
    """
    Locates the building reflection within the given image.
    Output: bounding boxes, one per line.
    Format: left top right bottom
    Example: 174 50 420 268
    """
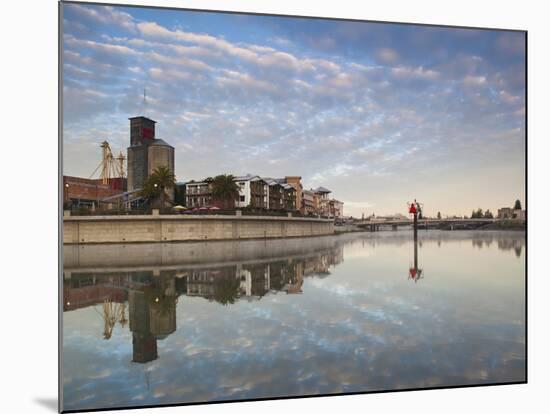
63 245 344 363
128 275 177 363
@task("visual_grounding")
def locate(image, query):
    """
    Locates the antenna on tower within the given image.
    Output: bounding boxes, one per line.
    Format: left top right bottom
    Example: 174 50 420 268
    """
142 87 149 117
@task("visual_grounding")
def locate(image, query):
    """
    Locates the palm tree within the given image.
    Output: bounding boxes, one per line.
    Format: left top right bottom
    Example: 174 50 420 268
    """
140 178 161 207
213 276 241 305
211 174 240 210
140 166 176 209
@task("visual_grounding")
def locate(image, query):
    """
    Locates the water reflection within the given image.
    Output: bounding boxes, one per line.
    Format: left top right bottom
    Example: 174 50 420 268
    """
62 231 525 411
64 245 344 362
409 236 424 283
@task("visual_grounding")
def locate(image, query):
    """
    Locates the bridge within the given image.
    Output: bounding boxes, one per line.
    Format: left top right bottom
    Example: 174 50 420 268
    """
355 218 498 231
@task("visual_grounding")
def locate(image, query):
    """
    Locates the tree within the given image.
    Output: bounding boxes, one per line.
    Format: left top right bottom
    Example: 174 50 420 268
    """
471 208 483 219
140 178 161 207
514 199 522 210
484 209 494 219
437 211 442 219
140 166 176 209
213 276 241 305
211 174 240 210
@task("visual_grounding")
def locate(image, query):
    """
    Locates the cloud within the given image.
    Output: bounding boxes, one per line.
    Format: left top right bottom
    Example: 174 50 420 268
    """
498 90 521 105
216 69 278 94
149 67 196 81
376 48 399 64
66 3 137 32
463 75 487 86
65 35 140 57
145 51 213 72
391 66 439 80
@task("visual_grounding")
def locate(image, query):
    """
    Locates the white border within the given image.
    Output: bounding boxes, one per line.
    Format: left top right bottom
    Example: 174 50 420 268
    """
3 1 548 413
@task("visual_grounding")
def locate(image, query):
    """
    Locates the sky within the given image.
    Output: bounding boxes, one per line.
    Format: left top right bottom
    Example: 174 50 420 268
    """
62 2 526 217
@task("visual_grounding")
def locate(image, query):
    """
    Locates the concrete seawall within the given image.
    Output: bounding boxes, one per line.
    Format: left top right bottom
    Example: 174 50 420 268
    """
63 234 350 272
63 214 334 244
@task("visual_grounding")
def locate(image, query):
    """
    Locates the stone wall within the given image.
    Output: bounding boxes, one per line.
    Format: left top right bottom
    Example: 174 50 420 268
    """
63 233 347 272
63 214 334 244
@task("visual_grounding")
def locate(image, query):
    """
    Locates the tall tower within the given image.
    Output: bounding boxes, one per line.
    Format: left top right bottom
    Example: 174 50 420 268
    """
127 116 156 192
130 116 156 146
127 115 175 197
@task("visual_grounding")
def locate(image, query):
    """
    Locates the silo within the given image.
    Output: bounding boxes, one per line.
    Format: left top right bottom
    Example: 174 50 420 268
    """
126 116 175 198
147 139 175 200
127 144 148 192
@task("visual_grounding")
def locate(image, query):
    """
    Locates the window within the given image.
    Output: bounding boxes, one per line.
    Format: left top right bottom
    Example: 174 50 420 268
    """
240 196 245 202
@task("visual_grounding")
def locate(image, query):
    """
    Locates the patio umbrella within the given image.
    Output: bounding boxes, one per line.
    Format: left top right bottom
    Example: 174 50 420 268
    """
172 205 187 210
209 206 220 210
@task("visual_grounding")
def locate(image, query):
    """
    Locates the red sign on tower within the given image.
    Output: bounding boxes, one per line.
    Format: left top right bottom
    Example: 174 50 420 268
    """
142 127 154 139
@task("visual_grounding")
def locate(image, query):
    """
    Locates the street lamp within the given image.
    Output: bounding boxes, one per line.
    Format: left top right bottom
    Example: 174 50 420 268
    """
64 183 70 205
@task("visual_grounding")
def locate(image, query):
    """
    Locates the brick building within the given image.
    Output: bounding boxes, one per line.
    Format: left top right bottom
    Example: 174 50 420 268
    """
63 175 126 208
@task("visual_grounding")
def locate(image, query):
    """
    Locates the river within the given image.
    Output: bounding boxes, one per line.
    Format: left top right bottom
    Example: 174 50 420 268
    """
62 230 525 411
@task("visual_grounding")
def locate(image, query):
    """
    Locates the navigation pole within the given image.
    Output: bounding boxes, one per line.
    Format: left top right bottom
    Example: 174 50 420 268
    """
408 199 424 282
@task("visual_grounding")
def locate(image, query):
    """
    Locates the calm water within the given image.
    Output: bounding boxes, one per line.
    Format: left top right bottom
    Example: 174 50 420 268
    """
62 230 525 411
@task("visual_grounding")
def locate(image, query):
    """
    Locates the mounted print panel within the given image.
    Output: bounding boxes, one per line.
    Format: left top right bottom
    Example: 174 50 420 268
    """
60 1 526 412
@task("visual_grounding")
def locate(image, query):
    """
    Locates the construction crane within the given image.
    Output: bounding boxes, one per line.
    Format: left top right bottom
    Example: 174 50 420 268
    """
89 141 126 184
99 299 127 340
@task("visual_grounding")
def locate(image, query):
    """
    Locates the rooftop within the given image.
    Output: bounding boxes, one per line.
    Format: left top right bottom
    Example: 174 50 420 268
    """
128 115 157 123
149 138 173 147
313 186 332 194
233 174 262 182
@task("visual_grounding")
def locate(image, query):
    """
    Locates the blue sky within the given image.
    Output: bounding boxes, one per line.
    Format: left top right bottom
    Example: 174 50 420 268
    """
62 2 525 217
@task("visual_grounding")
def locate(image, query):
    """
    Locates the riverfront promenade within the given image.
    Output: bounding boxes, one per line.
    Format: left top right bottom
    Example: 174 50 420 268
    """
63 213 334 244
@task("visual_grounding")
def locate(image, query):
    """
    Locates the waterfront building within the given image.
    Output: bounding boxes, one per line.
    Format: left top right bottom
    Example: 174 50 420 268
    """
313 186 332 217
281 183 297 211
513 209 526 220
329 199 344 218
185 179 213 208
182 173 335 215
302 189 316 215
498 207 526 220
312 192 321 214
284 176 303 211
264 178 284 210
63 175 126 209
234 175 268 209
262 178 298 211
498 207 513 219
127 116 175 200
